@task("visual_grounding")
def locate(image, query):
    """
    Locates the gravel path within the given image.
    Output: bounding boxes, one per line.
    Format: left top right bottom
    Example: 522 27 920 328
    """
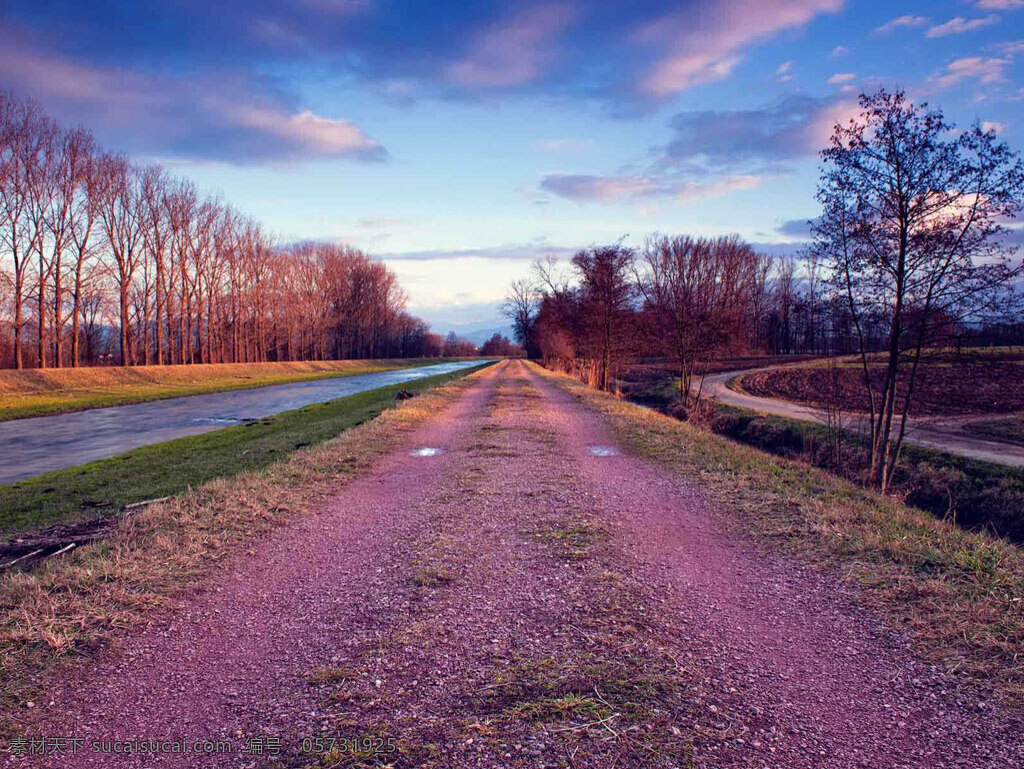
11 360 1022 768
701 368 1024 468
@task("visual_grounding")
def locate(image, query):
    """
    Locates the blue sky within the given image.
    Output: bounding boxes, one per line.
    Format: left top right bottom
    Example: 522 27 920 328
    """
1 0 1022 335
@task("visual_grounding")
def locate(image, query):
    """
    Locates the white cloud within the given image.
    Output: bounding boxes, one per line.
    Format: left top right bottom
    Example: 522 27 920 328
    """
931 56 1011 89
540 173 760 204
827 72 856 85
0 39 386 163
982 120 1006 133
239 109 383 157
873 15 928 34
633 0 843 98
446 4 573 87
776 60 795 82
927 15 1000 38
975 0 1023 9
829 45 850 58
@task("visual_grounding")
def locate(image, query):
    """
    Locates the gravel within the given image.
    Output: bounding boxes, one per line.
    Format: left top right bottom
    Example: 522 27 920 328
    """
11 360 1022 768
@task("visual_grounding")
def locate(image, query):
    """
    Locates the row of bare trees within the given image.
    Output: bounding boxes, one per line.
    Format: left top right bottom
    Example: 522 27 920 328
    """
0 92 439 369
506 89 1024 494
505 238 789 400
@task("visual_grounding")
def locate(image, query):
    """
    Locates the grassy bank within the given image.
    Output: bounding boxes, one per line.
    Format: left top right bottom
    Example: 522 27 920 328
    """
622 370 1024 544
707 405 1024 544
0 358 464 421
534 363 1024 703
0 362 497 732
966 416 1024 446
1 363 491 535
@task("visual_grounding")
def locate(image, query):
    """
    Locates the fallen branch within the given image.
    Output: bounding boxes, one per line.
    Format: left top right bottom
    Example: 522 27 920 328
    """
123 496 173 512
0 548 44 570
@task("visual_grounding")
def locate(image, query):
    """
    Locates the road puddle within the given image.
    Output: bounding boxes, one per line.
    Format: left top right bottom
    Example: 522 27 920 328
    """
587 445 618 457
410 447 442 457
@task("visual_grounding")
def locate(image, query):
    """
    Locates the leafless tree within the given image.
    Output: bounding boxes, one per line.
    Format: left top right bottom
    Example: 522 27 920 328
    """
811 89 1024 491
501 278 538 356
0 93 35 368
636 234 760 409
95 153 146 365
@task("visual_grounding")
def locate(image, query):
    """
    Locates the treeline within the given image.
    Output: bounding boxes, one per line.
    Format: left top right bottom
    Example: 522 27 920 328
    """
506 234 1020 403
0 92 441 369
505 236 853 404
478 333 524 357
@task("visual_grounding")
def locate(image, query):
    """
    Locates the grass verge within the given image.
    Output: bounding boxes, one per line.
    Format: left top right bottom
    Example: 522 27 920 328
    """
0 357 469 422
532 362 1024 703
0 365 490 535
706 405 1024 544
966 415 1024 446
0 362 495 734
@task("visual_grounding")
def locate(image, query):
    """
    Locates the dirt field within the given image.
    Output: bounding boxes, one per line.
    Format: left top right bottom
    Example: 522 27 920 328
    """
617 355 813 405
739 349 1024 417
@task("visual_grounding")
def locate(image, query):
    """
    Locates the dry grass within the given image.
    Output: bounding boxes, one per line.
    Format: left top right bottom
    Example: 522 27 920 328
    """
531 362 1024 703
0 358 452 421
0 366 492 734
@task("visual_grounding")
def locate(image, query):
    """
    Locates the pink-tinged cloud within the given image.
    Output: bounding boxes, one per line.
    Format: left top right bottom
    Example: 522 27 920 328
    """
805 98 862 148
873 15 928 34
633 0 844 98
446 4 573 88
930 56 1012 89
0 37 386 163
826 72 856 85
662 95 852 171
234 109 384 158
540 173 760 204
975 0 1023 9
927 15 1000 38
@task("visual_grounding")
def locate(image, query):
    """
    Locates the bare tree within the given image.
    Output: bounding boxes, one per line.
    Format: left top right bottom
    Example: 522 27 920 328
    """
0 93 36 368
95 153 145 365
572 245 635 391
66 133 99 367
636 234 759 409
501 278 538 355
812 89 1024 491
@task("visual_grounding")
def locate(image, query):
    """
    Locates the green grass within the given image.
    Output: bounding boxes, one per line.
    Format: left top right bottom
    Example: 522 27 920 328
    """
706 403 1024 543
0 358 471 422
0 364 491 535
965 416 1024 445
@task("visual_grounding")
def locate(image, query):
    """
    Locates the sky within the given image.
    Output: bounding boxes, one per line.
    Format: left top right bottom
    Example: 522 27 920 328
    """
1 0 1022 337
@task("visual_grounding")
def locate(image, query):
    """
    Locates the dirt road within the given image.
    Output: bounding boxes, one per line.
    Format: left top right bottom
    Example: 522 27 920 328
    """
701 369 1024 468
12 361 1022 768
0 360 485 485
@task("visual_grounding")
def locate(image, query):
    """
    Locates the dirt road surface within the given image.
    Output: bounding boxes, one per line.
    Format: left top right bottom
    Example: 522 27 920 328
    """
0 361 486 485
701 369 1024 469
12 361 1022 768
